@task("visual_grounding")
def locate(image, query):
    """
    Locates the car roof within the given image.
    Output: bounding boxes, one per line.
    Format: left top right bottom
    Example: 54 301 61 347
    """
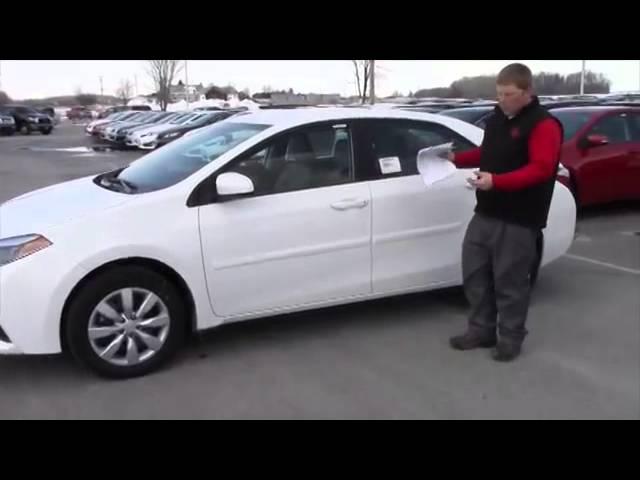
550 106 640 114
227 106 481 130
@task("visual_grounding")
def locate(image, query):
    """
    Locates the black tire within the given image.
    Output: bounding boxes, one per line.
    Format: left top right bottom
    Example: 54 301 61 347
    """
64 266 187 379
42 128 52 135
20 123 31 135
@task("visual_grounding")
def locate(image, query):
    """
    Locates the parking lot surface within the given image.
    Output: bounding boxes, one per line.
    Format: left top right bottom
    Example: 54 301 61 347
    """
0 123 638 419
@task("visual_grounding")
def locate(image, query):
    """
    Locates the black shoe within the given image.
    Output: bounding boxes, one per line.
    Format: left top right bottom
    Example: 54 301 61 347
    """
491 342 522 362
449 332 497 351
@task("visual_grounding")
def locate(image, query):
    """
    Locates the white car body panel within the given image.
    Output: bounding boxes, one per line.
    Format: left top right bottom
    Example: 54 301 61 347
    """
0 108 575 356
199 182 372 317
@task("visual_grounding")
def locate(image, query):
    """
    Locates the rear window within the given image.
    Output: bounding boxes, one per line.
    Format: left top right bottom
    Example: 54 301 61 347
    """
551 110 594 140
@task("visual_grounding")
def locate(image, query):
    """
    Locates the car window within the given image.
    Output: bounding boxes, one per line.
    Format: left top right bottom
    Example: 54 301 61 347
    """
355 119 475 180
628 113 640 141
587 113 630 143
221 123 353 196
550 110 593 140
117 121 270 193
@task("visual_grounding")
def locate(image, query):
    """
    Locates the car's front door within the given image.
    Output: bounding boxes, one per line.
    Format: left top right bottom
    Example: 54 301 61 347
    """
198 121 372 317
577 112 634 205
352 119 478 294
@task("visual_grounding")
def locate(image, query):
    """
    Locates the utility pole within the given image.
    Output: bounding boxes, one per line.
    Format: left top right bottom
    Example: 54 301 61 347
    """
0 60 3 91
134 74 138 97
185 60 189 109
369 60 375 105
580 60 585 95
99 76 104 98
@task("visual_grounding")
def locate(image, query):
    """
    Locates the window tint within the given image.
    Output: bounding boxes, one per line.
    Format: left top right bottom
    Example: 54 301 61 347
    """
357 119 475 180
222 123 353 196
587 113 630 143
551 110 593 140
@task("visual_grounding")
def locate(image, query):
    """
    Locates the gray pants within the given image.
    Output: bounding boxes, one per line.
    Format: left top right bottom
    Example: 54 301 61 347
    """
462 213 539 345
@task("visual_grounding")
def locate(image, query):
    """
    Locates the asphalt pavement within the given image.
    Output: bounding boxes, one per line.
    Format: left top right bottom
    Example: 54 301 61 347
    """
0 123 638 419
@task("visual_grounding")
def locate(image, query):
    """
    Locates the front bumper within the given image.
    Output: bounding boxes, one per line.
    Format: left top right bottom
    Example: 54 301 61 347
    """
134 136 158 150
0 243 90 355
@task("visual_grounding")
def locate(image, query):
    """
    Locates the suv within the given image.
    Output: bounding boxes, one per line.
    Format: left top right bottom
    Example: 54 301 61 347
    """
1 105 53 135
0 110 16 135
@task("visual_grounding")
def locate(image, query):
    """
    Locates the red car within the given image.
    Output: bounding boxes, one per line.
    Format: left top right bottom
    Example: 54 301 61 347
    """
553 106 640 207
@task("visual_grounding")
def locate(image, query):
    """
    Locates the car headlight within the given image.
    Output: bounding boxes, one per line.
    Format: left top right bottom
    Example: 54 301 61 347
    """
28 117 38 122
141 133 157 139
162 132 181 139
0 234 52 267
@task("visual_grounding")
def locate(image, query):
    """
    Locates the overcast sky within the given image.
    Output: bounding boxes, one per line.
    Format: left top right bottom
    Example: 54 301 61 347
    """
1 60 639 99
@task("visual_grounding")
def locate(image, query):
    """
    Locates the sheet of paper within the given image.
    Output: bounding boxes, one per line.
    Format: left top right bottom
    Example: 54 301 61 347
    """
379 156 402 174
416 142 456 187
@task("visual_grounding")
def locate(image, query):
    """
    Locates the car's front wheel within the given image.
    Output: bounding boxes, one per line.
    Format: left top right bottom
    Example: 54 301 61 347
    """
42 128 52 135
64 266 187 378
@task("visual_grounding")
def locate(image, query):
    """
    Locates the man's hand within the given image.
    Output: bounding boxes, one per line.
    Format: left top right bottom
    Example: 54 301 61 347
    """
467 171 494 191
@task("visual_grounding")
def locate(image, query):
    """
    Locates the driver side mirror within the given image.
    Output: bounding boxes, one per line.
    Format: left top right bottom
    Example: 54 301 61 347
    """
216 172 254 200
579 134 609 149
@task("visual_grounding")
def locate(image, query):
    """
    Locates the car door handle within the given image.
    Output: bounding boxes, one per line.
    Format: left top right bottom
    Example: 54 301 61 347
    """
330 199 369 210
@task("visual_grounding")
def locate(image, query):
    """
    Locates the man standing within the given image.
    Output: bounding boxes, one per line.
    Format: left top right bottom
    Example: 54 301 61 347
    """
448 63 563 361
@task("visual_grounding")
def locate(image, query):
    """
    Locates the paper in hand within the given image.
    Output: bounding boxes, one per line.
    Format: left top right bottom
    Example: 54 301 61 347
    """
416 142 456 187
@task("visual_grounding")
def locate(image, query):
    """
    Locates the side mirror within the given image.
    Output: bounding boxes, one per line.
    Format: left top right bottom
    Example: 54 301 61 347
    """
216 172 254 198
580 134 609 149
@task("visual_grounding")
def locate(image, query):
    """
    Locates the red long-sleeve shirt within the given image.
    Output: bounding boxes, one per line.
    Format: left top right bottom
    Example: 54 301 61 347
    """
453 118 562 191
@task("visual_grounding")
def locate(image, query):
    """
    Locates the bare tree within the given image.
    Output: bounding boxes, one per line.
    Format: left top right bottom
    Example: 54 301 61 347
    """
116 79 134 105
352 60 371 104
0 91 10 105
146 60 184 111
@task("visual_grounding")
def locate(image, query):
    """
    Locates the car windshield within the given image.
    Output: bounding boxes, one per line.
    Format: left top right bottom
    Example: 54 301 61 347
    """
171 113 196 125
153 113 174 123
116 112 138 121
116 121 271 193
551 110 594 140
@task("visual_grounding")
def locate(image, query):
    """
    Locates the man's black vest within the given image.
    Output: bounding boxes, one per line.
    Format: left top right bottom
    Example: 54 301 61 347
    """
476 96 563 230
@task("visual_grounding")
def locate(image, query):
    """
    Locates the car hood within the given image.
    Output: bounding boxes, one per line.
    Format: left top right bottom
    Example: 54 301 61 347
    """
0 175 133 238
158 125 192 137
134 123 185 136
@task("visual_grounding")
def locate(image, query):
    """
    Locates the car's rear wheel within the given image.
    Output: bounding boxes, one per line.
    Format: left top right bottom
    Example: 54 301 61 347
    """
64 266 187 378
21 123 31 135
42 128 52 135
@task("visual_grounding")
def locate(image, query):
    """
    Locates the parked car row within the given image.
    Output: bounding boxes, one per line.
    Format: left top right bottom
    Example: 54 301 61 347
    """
85 108 244 150
0 104 54 135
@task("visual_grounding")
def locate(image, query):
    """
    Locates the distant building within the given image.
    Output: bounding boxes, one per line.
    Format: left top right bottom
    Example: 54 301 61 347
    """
170 82 206 102
253 92 342 105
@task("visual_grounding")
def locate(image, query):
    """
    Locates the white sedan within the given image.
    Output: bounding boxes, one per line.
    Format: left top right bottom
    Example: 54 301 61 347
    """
0 108 576 378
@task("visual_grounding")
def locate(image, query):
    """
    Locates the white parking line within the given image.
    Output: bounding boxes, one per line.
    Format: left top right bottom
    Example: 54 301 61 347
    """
564 254 640 275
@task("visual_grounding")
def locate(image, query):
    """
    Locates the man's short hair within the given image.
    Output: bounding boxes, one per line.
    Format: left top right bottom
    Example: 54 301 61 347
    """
497 63 533 90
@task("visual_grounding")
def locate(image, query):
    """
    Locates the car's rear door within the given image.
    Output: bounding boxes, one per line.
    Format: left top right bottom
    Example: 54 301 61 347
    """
352 118 478 294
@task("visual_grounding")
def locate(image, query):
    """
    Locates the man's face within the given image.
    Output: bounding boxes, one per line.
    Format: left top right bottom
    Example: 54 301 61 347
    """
497 83 532 117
